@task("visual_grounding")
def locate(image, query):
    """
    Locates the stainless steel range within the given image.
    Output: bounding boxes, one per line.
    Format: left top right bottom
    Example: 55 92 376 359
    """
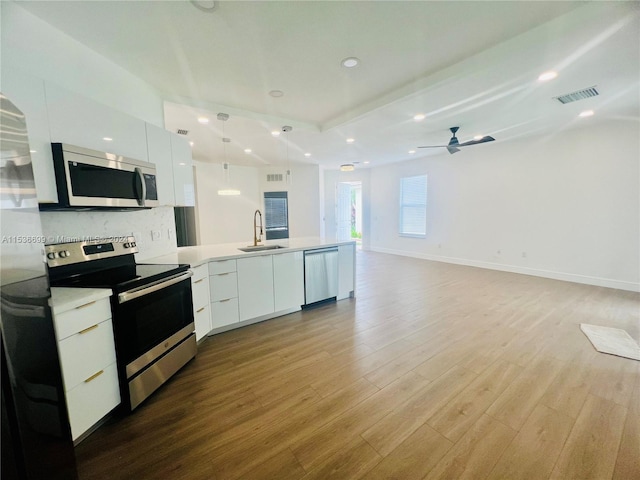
46 237 195 411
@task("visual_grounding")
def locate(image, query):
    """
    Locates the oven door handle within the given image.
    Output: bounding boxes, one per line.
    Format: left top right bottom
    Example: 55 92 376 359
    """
118 271 193 304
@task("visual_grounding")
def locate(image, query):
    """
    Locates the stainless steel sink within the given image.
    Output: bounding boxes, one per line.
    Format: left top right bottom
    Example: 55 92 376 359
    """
238 245 285 252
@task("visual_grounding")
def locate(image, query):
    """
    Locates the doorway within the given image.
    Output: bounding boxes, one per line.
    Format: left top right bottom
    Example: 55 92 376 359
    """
336 181 362 245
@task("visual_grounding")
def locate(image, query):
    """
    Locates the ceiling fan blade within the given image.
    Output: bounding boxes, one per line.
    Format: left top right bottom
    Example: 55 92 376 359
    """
458 136 495 147
417 145 447 149
447 146 460 154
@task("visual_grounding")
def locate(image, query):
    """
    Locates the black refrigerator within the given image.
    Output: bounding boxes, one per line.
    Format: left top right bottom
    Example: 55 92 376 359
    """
0 93 78 479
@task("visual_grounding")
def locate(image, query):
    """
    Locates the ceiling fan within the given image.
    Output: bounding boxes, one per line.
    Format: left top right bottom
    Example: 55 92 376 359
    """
418 126 495 154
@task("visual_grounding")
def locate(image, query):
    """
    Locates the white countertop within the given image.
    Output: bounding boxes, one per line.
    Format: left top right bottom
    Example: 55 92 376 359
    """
49 287 112 315
144 237 356 267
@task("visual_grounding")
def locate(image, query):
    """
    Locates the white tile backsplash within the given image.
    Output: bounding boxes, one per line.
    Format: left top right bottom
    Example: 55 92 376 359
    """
40 206 177 261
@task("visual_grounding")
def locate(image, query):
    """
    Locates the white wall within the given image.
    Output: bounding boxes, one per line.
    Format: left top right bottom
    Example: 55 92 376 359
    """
368 121 640 291
258 164 322 239
194 161 261 244
1 2 178 259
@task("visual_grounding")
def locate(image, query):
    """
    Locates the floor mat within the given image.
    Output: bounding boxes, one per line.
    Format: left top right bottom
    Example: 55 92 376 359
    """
580 324 640 361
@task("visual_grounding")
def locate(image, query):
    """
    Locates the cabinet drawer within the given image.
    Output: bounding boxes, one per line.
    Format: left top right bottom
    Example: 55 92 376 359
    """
53 298 112 341
58 319 117 392
192 274 210 310
209 259 237 275
210 272 238 301
194 303 211 341
66 362 120 441
191 264 209 282
210 298 239 330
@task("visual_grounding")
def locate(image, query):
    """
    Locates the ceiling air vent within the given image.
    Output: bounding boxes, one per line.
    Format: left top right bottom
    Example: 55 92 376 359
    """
176 129 189 135
554 86 599 104
267 173 284 182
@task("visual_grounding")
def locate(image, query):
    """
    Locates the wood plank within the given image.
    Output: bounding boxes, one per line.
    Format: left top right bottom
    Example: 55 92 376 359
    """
612 373 640 480
550 394 628 480
486 404 575 480
485 353 565 430
427 359 522 442
299 437 382 480
424 414 517 480
237 448 306 480
363 423 453 480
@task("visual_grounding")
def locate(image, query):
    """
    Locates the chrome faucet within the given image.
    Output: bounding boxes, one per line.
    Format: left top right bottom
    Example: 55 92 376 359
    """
253 209 263 246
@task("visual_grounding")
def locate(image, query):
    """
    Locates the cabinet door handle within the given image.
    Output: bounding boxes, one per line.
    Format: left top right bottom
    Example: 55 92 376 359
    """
220 298 231 303
194 278 204 284
84 370 104 383
78 324 99 335
217 272 230 276
75 300 96 310
196 307 205 313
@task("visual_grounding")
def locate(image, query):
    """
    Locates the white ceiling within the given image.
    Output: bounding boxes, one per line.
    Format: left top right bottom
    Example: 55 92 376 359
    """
18 1 640 169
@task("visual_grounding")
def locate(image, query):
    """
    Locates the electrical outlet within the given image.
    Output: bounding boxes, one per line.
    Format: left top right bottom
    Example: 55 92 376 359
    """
151 230 161 241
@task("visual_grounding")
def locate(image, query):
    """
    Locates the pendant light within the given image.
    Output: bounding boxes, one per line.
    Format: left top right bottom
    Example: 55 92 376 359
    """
282 125 292 184
216 113 241 196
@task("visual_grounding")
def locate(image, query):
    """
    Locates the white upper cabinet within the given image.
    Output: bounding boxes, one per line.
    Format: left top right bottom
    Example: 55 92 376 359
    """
2 70 58 203
170 133 195 207
45 82 148 162
145 123 176 206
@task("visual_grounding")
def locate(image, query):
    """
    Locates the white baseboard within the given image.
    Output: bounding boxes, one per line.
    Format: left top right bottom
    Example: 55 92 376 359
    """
369 247 640 292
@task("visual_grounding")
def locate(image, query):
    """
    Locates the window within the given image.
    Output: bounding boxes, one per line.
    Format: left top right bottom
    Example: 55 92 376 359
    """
399 175 427 237
264 191 289 240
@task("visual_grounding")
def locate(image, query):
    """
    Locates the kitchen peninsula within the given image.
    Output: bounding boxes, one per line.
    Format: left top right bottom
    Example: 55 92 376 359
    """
147 238 356 340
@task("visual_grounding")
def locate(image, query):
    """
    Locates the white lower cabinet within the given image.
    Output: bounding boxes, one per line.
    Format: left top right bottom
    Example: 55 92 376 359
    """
237 256 275 321
52 295 120 442
209 260 239 330
191 264 211 341
338 243 355 300
273 251 304 312
65 363 120 441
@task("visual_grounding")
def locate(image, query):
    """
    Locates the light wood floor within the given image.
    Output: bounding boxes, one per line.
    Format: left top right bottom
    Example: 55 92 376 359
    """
75 250 640 480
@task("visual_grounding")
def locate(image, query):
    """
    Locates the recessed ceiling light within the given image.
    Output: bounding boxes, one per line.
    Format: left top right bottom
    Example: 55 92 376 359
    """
103 137 113 141
340 164 355 171
304 152 311 157
269 90 284 98
579 110 594 117
197 116 209 124
413 114 426 121
538 71 558 82
29 149 37 153
346 138 355 143
364 161 370 164
244 148 252 154
408 150 416 154
189 141 194 146
271 130 281 137
473 135 483 141
178 162 186 166
341 57 359 68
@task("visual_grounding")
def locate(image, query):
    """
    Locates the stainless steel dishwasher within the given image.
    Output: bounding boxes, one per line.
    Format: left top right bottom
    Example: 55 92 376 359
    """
303 247 339 305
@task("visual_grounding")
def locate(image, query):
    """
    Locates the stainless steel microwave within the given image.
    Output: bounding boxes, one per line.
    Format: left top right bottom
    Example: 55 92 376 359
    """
41 143 159 210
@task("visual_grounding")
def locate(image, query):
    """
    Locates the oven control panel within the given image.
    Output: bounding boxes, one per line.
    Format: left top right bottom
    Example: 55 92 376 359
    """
45 236 138 267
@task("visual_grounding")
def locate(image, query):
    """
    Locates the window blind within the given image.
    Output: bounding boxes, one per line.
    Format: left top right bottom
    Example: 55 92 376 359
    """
399 175 427 237
264 191 289 239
